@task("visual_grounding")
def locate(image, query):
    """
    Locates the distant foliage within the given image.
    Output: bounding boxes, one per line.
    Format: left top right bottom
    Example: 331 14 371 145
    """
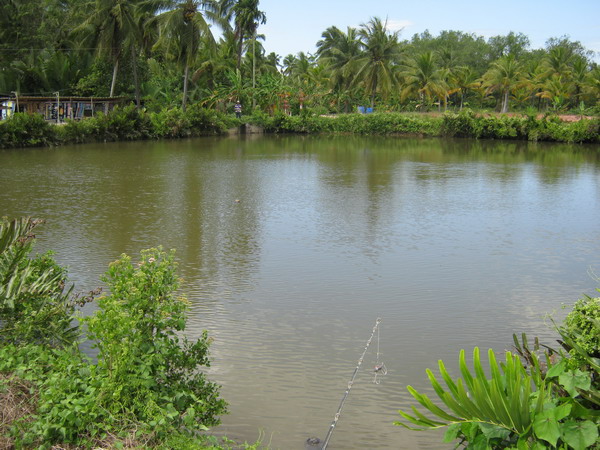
0 106 235 148
441 109 600 143
252 110 599 143
1 107 598 149
0 113 57 148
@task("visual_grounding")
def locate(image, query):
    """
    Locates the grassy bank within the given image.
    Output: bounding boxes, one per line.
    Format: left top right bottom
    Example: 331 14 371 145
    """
0 107 599 149
251 110 600 144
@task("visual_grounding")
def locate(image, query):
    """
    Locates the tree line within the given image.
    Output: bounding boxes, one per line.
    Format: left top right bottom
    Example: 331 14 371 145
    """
1 0 599 115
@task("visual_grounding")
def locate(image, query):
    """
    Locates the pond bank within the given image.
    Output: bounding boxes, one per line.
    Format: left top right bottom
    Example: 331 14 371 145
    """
1 106 598 149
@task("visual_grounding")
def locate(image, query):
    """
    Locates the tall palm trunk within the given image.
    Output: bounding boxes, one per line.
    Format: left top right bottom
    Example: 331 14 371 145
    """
501 89 510 113
182 64 189 112
252 37 256 110
370 76 377 109
131 46 141 108
236 34 243 71
110 58 119 97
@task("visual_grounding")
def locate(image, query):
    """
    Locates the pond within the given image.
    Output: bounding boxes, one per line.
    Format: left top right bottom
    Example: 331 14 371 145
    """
1 135 599 449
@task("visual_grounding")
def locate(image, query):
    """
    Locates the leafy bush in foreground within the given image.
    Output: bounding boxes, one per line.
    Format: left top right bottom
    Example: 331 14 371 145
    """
0 219 227 448
0 218 77 347
562 294 600 369
84 248 227 433
396 297 600 449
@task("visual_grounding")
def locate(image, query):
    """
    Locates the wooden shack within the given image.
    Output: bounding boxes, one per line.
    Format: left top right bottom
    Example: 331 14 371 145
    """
0 96 125 121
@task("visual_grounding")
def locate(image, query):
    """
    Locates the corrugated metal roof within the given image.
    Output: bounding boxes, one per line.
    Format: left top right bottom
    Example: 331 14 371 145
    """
0 96 125 102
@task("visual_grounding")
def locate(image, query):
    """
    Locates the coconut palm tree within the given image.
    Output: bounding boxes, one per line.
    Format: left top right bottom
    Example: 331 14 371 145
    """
316 26 362 111
75 0 142 97
153 0 217 111
401 51 448 111
281 54 297 77
542 45 574 79
449 66 480 110
536 75 573 112
218 0 266 71
193 29 237 92
583 66 600 106
481 55 524 113
287 52 315 83
354 17 402 108
569 57 589 107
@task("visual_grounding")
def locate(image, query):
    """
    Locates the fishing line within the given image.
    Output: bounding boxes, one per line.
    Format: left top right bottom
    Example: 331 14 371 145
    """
310 317 385 450
373 320 387 384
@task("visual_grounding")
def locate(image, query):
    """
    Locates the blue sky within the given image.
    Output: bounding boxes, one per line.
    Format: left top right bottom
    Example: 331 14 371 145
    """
256 0 600 59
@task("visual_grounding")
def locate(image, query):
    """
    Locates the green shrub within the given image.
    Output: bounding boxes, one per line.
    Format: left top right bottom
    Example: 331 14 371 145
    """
396 298 600 449
0 113 58 148
562 294 600 368
0 219 227 448
1 108 597 149
151 107 192 138
84 248 227 432
186 104 232 135
56 118 99 144
249 112 443 136
91 104 153 142
441 110 478 137
150 106 231 138
0 218 78 347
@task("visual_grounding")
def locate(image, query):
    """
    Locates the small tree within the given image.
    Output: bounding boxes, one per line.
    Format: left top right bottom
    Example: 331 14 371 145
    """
84 247 226 431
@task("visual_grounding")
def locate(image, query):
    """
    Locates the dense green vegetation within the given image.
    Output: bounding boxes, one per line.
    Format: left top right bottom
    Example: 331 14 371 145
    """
1 107 598 149
1 1 599 116
0 218 251 449
1 1 598 148
395 295 599 449
0 105 238 148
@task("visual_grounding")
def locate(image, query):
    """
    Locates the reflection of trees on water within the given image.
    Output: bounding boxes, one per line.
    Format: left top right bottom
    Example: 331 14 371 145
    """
0 134 598 298
150 139 264 305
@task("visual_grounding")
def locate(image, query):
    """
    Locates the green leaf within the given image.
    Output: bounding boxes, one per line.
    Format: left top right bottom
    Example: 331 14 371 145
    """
478 422 511 441
545 359 566 378
462 421 480 441
470 432 491 450
552 402 572 421
516 436 529 450
558 369 591 397
530 441 549 450
560 420 599 450
533 409 561 446
443 423 462 442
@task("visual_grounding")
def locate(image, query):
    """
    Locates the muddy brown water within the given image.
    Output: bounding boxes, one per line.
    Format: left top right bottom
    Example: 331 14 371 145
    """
1 135 599 449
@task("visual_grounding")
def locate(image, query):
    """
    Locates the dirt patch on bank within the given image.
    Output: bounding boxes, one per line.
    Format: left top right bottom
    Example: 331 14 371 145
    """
0 374 37 449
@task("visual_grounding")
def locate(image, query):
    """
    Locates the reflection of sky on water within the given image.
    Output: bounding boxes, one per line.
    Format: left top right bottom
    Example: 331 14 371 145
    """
0 136 599 449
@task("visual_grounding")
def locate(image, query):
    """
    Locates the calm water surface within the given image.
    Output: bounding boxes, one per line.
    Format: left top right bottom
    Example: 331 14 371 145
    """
1 135 599 449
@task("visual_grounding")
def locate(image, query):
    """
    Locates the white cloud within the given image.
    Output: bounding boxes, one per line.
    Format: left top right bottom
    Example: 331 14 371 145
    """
386 19 413 32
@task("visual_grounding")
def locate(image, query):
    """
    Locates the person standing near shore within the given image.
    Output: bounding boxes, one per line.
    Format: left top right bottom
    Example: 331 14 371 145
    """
234 101 242 119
